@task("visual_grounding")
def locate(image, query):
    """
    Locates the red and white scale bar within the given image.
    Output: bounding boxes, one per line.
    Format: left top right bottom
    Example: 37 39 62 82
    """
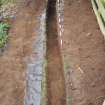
57 0 64 49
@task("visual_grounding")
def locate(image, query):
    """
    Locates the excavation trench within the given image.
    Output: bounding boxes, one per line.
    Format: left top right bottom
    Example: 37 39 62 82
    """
46 0 66 105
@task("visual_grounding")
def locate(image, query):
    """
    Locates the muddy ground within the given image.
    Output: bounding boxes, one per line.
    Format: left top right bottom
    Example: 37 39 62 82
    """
63 0 105 105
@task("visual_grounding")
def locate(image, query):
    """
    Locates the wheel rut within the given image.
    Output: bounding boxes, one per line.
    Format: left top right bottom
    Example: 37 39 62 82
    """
46 0 66 105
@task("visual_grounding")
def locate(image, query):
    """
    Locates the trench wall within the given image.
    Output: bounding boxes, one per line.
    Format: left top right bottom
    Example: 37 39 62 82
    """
24 1 47 105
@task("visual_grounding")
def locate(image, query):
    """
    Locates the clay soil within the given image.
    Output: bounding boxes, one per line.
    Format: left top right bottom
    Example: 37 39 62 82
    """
46 0 66 105
0 0 45 105
63 0 105 105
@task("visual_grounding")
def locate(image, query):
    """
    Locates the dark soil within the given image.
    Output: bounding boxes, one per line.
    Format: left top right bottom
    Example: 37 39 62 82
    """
46 0 66 105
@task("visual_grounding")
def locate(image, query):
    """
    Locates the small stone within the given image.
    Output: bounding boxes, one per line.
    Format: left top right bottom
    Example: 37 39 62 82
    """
102 100 105 105
86 32 92 37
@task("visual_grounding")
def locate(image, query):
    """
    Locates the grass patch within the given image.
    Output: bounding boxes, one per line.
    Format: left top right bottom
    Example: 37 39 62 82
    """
0 22 9 48
0 0 15 5
67 96 72 105
64 62 71 71
101 0 105 7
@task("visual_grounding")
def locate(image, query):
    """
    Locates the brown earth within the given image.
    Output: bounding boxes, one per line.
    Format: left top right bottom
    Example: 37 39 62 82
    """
1 0 105 105
46 0 66 105
0 0 45 105
63 0 105 105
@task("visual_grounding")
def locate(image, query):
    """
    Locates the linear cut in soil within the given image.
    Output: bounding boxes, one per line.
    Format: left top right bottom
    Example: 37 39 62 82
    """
46 0 66 105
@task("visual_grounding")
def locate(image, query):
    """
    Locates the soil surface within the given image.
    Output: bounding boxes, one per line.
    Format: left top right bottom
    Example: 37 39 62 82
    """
0 0 45 105
63 0 105 105
1 0 105 105
46 0 66 105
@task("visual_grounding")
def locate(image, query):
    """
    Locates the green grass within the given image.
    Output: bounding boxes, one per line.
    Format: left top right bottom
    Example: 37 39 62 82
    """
0 22 9 48
64 62 71 71
67 96 72 105
101 0 105 7
0 0 15 5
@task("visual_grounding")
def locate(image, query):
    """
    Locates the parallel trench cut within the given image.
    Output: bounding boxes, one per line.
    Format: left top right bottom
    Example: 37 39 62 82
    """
46 0 66 105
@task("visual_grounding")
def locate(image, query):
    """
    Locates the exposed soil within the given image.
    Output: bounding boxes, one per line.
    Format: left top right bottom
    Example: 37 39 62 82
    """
0 0 45 105
1 0 105 105
46 0 66 105
63 0 105 105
